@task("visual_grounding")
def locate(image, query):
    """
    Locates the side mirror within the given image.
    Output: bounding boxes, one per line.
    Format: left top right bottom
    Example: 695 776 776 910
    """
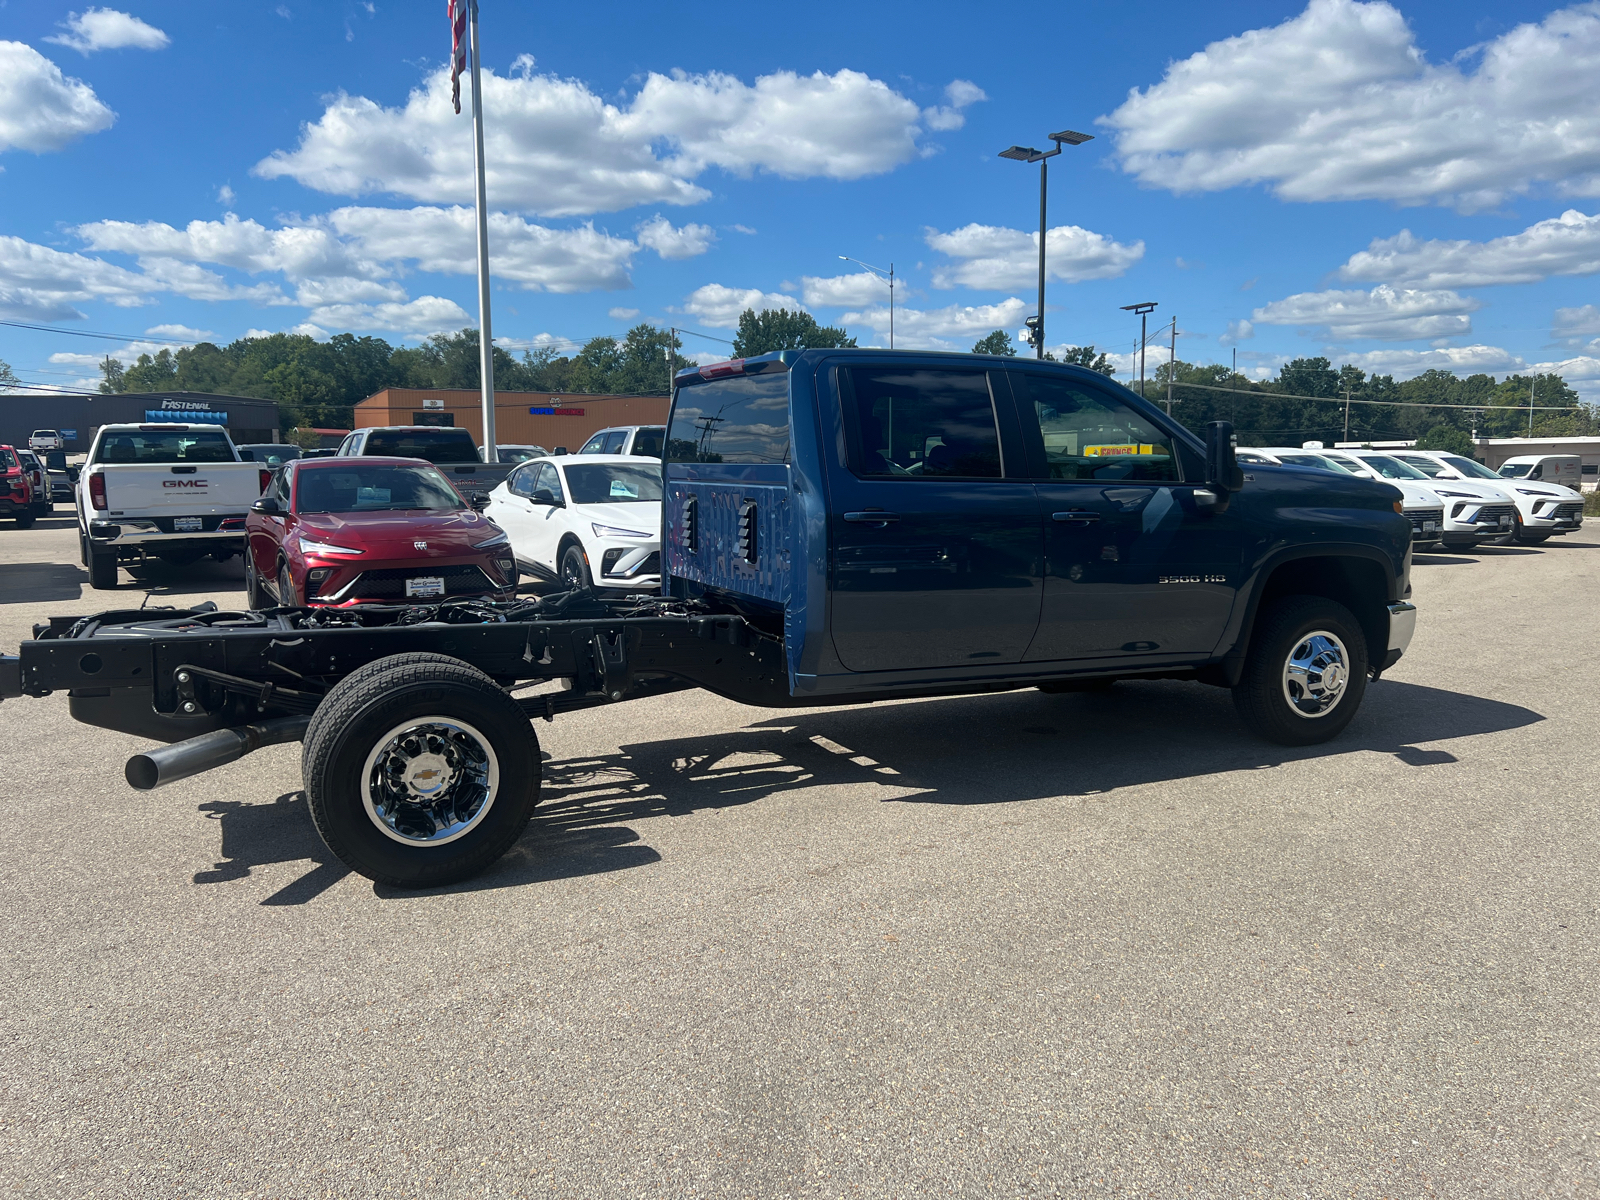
1202 421 1244 511
470 494 490 512
66 467 80 483
532 488 561 507
552 446 569 456
251 497 281 515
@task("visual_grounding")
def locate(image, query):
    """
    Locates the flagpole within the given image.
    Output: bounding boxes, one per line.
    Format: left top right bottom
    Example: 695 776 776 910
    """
467 0 496 462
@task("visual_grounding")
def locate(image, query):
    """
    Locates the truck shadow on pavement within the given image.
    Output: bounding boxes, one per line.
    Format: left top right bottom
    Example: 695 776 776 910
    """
513 678 1543 830
187 679 1543 903
0 561 90 602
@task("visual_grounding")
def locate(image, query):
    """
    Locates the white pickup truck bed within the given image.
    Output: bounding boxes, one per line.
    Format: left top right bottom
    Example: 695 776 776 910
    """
78 423 268 589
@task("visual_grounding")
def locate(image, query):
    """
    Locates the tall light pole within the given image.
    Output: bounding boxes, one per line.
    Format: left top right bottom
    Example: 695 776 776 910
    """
1122 301 1157 398
465 0 496 461
1000 129 1094 359
839 256 894 349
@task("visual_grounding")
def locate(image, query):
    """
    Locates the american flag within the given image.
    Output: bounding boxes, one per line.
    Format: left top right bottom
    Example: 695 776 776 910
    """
449 0 468 115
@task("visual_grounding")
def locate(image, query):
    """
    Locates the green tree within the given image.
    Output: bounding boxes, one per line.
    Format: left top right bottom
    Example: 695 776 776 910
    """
1414 424 1475 456
121 349 178 391
286 427 325 450
972 330 1016 356
0 357 19 390
1059 344 1117 375
731 308 855 357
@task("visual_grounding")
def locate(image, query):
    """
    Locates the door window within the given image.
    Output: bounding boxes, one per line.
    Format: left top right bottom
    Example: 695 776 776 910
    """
631 427 664 457
538 463 565 504
602 430 627 454
1011 374 1177 482
508 464 538 498
579 433 608 455
839 366 1002 478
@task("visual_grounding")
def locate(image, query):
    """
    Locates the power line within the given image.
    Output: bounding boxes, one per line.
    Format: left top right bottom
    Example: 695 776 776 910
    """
0 320 196 345
1164 380 1583 412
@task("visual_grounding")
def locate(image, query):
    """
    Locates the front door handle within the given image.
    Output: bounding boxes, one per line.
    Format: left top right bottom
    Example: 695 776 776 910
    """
844 511 900 524
1052 510 1100 524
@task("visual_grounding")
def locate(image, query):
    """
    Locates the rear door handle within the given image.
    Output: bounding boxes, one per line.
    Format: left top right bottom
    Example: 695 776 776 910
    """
1052 511 1100 524
844 511 899 524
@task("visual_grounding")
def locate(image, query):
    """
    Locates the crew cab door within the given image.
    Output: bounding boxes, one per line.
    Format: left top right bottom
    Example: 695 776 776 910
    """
827 361 1042 672
1007 369 1241 662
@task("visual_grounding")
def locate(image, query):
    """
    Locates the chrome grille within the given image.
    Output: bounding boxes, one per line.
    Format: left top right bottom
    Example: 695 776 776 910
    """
1472 504 1515 524
1408 507 1442 535
1553 502 1583 520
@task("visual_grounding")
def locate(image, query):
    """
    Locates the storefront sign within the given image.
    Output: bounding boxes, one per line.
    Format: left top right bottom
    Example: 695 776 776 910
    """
145 409 228 424
528 407 586 416
422 398 445 409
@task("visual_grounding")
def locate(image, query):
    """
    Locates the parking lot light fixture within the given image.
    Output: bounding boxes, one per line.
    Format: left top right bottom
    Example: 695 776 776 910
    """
1001 130 1094 358
839 255 895 349
1122 302 1158 398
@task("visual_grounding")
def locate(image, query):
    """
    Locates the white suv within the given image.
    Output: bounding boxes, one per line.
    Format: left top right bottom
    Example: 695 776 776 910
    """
1394 450 1583 544
1322 449 1513 550
483 454 661 591
1250 447 1446 547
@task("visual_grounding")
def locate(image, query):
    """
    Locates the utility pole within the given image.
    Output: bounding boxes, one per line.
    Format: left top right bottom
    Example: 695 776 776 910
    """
1529 374 1535 436
1121 302 1157 400
466 0 496 461
666 327 675 394
1343 388 1351 442
1166 316 1177 415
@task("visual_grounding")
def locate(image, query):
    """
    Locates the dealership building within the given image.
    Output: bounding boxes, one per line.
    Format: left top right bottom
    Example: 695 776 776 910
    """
0 391 281 453
354 389 669 453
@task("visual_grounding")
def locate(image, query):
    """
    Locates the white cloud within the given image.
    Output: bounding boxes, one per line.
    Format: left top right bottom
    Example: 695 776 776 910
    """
922 79 987 132
608 307 641 321
217 184 236 207
1102 0 1600 211
678 284 803 327
1338 210 1600 288
145 324 213 340
1251 284 1481 341
801 272 891 308
925 223 1144 289
1336 344 1526 377
730 224 757 235
0 234 156 319
327 206 638 292
0 42 115 154
46 9 170 54
304 297 470 336
1220 318 1254 345
255 65 963 216
1554 304 1600 338
633 214 716 260
842 298 1029 347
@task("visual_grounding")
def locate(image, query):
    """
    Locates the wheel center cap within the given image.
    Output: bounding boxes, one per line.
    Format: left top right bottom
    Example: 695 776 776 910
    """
1321 663 1344 692
403 752 453 797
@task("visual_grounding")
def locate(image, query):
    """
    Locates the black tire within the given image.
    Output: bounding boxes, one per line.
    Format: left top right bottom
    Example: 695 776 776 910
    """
302 653 541 887
13 511 35 530
245 555 273 609
1511 516 1550 545
32 502 51 517
88 545 118 589
559 542 592 589
277 562 298 607
1232 594 1369 746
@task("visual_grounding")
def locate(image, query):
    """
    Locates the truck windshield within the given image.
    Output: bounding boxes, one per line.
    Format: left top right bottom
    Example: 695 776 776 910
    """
96 431 235 464
1497 462 1533 478
668 375 789 463
1440 455 1502 480
562 464 664 504
295 465 465 513
364 430 480 463
0 448 17 469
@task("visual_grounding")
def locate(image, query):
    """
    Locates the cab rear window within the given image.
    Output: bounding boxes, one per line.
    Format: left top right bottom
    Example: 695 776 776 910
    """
668 376 789 464
364 430 479 463
95 431 235 464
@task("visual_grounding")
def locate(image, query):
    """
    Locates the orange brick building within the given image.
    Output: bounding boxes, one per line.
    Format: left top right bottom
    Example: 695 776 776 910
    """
355 389 670 452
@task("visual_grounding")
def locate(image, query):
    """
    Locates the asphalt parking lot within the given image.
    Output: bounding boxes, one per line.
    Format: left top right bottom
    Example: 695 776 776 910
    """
0 511 1595 1198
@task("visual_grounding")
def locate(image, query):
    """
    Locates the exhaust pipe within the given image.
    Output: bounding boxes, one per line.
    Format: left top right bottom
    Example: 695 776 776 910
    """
125 715 311 791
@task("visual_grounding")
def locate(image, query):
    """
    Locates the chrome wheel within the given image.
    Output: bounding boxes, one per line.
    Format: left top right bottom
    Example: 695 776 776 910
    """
360 717 500 845
1281 630 1350 718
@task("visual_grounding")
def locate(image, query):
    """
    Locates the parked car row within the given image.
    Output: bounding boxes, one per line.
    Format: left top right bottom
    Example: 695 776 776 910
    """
1236 445 1583 548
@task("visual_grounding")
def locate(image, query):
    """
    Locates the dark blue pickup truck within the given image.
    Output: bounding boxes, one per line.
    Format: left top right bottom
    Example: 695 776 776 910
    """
0 349 1415 888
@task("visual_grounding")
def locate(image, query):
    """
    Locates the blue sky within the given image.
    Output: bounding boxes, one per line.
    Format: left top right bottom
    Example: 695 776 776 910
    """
4 0 1600 398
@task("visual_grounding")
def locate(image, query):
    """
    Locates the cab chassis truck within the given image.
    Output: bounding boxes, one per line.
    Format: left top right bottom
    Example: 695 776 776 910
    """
0 351 1418 888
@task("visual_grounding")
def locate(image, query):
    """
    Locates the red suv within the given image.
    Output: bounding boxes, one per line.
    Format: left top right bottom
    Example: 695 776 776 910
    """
0 446 38 528
244 457 518 607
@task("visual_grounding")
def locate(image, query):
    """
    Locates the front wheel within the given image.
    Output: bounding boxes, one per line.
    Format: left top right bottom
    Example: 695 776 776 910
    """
13 511 35 529
559 543 592 590
302 653 541 887
245 555 273 609
1232 595 1369 746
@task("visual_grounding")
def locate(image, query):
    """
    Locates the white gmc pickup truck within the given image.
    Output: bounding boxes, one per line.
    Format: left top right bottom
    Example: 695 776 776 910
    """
77 423 269 590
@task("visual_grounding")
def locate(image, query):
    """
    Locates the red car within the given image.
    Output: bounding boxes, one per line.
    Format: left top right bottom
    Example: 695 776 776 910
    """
244 457 518 607
0 445 39 528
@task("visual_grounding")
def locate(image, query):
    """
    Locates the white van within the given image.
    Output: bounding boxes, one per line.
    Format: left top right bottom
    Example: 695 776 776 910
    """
1497 454 1582 490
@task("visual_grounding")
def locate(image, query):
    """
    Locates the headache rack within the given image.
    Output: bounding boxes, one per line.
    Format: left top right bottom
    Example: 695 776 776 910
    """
0 591 791 743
